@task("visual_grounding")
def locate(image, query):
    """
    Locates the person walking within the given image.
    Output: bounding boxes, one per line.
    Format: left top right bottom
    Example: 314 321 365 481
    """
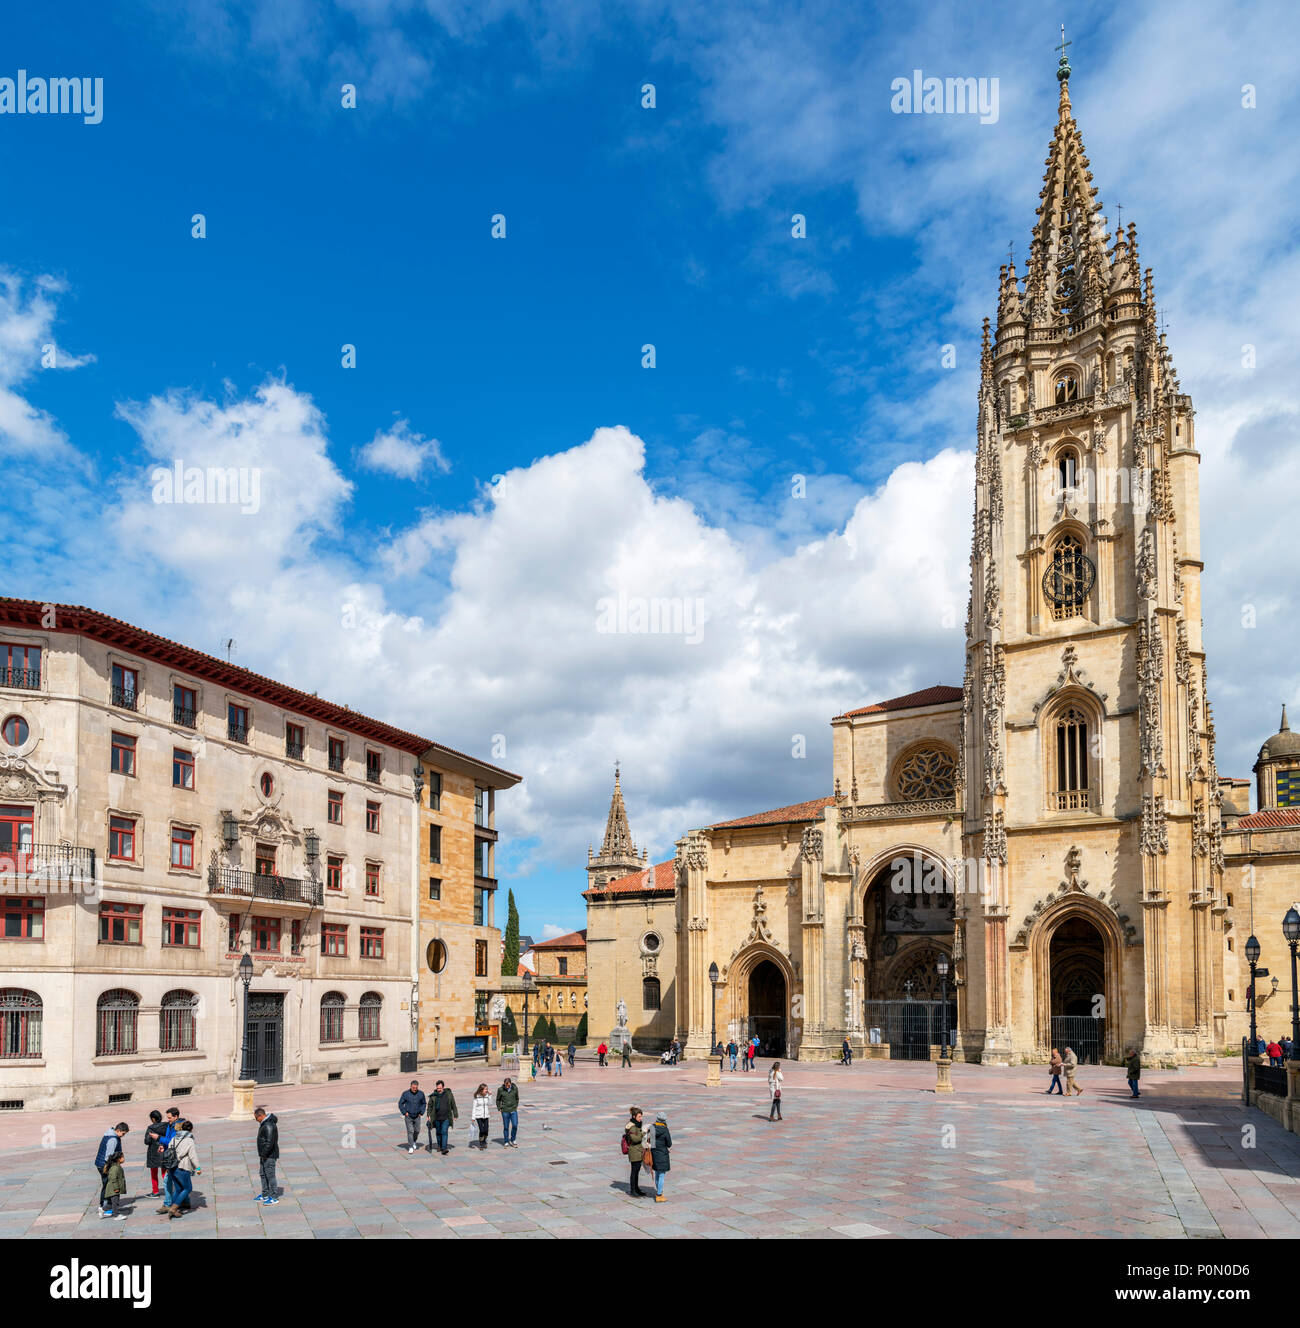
164 1121 200 1219
94 1122 129 1219
496 1076 519 1147
768 1062 784 1121
597 1041 608 1067
144 1110 167 1199
555 1047 564 1077
567 1041 576 1068
740 1038 750 1072
727 1038 738 1072
648 1111 672 1202
398 1080 426 1154
1125 1048 1142 1099
1282 1035 1295 1061
840 1037 853 1066
545 1044 555 1076
253 1106 279 1203
428 1080 458 1154
748 1037 757 1071
158 1107 182 1211
1046 1047 1064 1094
623 1106 647 1197
621 1040 632 1068
1062 1046 1084 1096
471 1084 492 1149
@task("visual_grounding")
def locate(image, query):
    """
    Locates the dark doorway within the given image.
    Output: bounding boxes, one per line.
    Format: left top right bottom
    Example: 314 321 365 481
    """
245 992 285 1084
1050 917 1106 1064
747 960 786 1057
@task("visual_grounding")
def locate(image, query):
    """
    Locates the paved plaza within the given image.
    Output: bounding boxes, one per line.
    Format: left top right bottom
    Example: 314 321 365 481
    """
2 1057 1298 1240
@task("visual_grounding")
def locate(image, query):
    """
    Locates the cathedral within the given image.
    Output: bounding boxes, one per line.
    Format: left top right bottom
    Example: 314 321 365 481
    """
583 51 1300 1065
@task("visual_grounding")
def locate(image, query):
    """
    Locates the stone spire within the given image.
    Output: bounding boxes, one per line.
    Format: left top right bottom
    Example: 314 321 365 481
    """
586 764 645 894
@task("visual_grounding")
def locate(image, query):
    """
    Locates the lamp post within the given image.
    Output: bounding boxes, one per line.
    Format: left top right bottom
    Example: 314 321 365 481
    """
1283 905 1300 1055
708 962 719 1054
936 952 951 1058
521 970 535 1057
229 951 256 1120
1245 933 1261 1051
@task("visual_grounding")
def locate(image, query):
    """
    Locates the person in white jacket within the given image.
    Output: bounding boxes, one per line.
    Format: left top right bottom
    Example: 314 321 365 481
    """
164 1122 201 1219
471 1084 492 1150
768 1062 784 1122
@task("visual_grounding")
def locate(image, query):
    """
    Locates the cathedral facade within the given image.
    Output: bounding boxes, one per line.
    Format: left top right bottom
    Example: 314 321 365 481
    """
584 55 1300 1065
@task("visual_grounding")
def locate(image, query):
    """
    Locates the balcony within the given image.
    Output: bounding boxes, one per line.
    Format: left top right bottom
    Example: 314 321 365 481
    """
328 755 345 773
366 767 381 784
1055 790 1090 812
173 705 197 728
207 864 323 907
228 723 249 744
0 842 97 884
286 740 304 760
0 668 40 690
111 685 138 711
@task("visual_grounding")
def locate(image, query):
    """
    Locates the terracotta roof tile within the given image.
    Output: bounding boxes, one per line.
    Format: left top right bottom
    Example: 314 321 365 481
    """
530 929 587 949
585 859 675 898
711 795 836 829
1234 809 1300 830
839 684 962 719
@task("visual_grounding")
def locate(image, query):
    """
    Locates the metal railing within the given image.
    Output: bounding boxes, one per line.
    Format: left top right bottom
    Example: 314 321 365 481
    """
328 755 345 773
111 685 138 711
1254 1062 1289 1098
0 843 96 883
228 723 249 744
285 740 304 760
861 999 958 1060
173 705 196 728
0 668 40 690
207 864 323 906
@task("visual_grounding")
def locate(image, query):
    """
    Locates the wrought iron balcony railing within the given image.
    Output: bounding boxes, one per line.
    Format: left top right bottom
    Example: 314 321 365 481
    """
228 723 249 744
207 864 323 906
0 842 97 883
286 740 304 760
173 705 197 728
328 756 345 772
111 685 138 711
0 668 40 690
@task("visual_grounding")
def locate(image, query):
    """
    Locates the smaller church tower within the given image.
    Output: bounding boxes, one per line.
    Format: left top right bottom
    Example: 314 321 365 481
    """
586 764 647 892
1254 706 1300 811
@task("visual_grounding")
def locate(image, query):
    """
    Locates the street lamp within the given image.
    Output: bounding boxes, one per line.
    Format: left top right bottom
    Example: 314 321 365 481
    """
220 810 238 851
521 970 535 1057
303 827 320 879
708 962 719 1056
238 952 254 1080
1245 933 1261 1051
936 952 951 1058
1283 905 1300 1055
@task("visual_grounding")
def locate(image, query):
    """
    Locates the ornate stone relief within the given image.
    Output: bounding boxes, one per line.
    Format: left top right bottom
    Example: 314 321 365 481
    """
1009 845 1138 949
982 809 1007 864
1137 527 1157 602
800 827 823 863
1141 793 1169 856
1136 617 1165 777
1030 644 1108 719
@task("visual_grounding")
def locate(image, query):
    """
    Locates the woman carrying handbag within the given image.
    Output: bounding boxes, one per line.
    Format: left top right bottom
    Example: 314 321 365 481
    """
623 1106 647 1196
768 1061 784 1121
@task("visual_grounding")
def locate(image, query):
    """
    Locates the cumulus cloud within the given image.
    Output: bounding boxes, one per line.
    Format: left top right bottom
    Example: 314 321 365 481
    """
357 417 449 480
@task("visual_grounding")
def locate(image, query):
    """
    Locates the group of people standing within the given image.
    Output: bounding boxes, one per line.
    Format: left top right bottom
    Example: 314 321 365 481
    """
1253 1035 1295 1065
530 1040 576 1077
717 1035 758 1072
398 1076 526 1152
622 1106 672 1199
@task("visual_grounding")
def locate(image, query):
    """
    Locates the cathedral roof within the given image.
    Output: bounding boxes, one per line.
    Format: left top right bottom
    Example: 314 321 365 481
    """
1234 809 1300 830
1258 706 1300 760
838 684 962 719
584 858 675 899
712 795 836 828
531 929 587 949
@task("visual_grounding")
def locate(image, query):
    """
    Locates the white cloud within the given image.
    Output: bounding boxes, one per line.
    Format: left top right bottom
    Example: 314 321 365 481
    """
357 417 449 480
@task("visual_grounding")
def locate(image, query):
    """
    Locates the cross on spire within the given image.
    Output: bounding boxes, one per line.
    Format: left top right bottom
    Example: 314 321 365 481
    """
1056 23 1072 82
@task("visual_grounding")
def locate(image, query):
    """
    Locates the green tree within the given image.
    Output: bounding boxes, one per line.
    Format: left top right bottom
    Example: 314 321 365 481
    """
501 890 520 976
500 1003 518 1045
575 1012 588 1044
533 1014 549 1040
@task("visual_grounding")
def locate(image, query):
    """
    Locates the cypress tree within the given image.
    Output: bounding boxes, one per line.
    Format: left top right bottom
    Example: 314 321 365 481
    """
501 889 520 975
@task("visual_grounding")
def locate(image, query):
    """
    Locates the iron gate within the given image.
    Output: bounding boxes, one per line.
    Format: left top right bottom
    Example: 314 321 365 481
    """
246 993 285 1084
1050 1015 1104 1065
862 1000 958 1060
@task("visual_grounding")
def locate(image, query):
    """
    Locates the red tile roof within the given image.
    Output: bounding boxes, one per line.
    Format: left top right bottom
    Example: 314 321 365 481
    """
531 929 587 949
585 859 676 899
839 684 962 719
712 795 836 829
1234 809 1300 830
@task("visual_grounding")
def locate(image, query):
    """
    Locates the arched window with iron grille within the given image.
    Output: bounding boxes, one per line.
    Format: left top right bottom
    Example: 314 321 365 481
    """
97 989 139 1056
1047 534 1089 621
642 977 661 1011
160 989 197 1053
0 988 41 1059
359 991 382 1042
320 991 345 1044
1054 705 1090 811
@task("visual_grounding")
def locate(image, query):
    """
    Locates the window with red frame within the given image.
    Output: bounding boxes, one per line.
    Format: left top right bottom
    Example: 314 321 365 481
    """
366 800 380 833
327 790 342 824
173 747 194 789
99 901 142 945
360 926 384 959
110 731 136 776
321 923 347 957
366 749 382 782
365 863 380 897
111 663 138 708
108 816 136 861
251 916 280 953
228 701 249 742
328 736 345 772
285 722 304 759
227 916 240 952
0 806 33 865
1 897 44 940
162 907 200 948
173 683 197 727
170 826 195 870
326 855 343 891
2 715 28 746
290 919 302 955
475 938 488 977
1 642 41 687
255 845 276 876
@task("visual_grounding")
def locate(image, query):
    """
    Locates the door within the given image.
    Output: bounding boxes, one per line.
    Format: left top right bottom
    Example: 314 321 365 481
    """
0 806 34 871
245 992 285 1084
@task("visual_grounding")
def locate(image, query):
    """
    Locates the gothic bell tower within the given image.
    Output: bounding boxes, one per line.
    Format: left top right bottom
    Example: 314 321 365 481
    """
586 764 647 893
957 37 1226 1064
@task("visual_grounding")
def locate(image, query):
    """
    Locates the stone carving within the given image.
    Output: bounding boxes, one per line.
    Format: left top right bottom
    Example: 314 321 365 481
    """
1137 527 1157 601
1174 620 1190 687
981 641 1007 794
1030 644 1108 718
1141 793 1169 856
1091 415 1106 456
1136 616 1165 777
1192 800 1209 857
983 809 1007 864
983 557 1001 627
800 827 823 862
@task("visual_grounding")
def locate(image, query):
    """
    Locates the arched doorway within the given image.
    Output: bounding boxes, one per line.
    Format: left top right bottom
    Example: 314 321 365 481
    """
1049 916 1106 1063
748 960 786 1057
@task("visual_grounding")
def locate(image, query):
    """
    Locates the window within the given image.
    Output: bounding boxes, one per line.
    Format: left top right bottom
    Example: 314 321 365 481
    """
1 897 43 941
160 990 197 1052
365 863 380 897
110 732 136 776
475 939 488 977
474 838 492 878
429 825 441 864
643 977 661 1011
96 989 139 1056
227 702 249 743
252 916 281 953
320 991 345 1043
359 992 382 1041
895 745 957 801
170 826 195 870
328 790 343 824
428 772 442 810
171 747 195 790
1054 705 1090 811
1276 769 1300 808
558 956 568 976
1 715 28 746
475 786 487 827
0 805 34 866
1054 371 1080 404
428 877 441 901
475 991 489 1026
1 643 41 689
328 737 345 773
473 887 486 926
322 924 347 957
285 722 304 760
99 902 143 945
111 664 138 710
227 916 240 952
366 801 380 833
255 845 276 877
162 907 200 948
366 750 382 783
0 989 41 1059
426 938 447 973
290 919 302 955
360 926 384 959
1047 534 1089 621
173 684 197 728
326 856 343 892
108 816 136 862
1056 447 1079 491
260 772 275 798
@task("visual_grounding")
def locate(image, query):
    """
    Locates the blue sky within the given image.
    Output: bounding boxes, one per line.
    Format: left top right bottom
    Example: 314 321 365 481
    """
2 1 1298 939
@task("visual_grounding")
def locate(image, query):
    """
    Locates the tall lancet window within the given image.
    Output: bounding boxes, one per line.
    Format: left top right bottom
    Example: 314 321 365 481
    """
1054 706 1090 811
1054 371 1080 404
1057 447 1079 491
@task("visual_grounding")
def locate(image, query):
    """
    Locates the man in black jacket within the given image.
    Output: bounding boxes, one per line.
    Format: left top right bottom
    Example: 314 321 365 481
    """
427 1081 458 1155
253 1107 280 1204
398 1081 426 1154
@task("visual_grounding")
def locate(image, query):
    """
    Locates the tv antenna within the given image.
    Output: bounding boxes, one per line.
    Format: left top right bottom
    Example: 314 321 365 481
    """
222 638 237 662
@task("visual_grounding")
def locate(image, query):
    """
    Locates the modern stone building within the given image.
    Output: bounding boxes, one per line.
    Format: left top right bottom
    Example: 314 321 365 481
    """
527 929 587 1041
0 599 517 1110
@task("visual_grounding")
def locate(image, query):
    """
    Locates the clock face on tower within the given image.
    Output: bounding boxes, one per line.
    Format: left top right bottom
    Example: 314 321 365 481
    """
1042 549 1096 608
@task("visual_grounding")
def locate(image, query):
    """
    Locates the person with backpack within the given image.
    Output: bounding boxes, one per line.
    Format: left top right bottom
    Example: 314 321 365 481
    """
567 1041 576 1068
398 1080 426 1155
94 1122 129 1219
470 1084 492 1149
726 1038 738 1071
144 1110 167 1199
427 1080 458 1154
495 1076 519 1147
768 1061 784 1121
163 1121 200 1220
253 1106 279 1203
623 1106 647 1197
648 1111 672 1202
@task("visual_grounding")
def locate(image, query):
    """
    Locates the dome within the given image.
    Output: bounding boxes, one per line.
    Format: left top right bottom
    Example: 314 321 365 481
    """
1259 705 1300 760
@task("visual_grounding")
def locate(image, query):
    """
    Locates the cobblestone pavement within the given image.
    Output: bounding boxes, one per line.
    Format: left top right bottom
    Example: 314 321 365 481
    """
2 1058 1297 1240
